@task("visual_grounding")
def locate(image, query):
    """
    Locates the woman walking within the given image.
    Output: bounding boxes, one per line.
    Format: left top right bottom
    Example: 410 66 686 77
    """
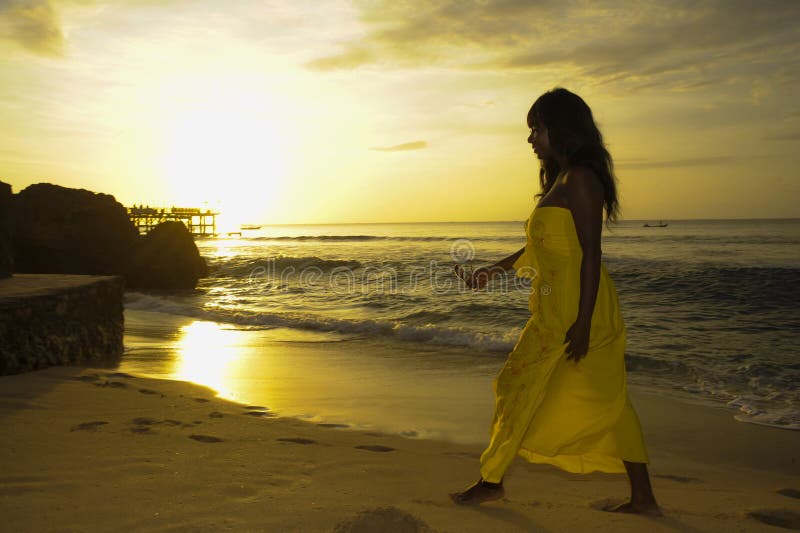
451 88 660 515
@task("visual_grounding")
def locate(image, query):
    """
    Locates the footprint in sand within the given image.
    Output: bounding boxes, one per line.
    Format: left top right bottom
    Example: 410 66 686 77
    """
777 488 800 500
130 418 158 434
129 418 183 434
137 388 160 396
243 406 274 417
317 423 349 429
194 398 210 403
105 372 134 379
653 474 703 484
444 451 481 459
131 417 159 426
189 434 224 443
208 411 225 418
71 374 100 382
354 445 395 453
277 437 317 445
747 509 800 530
93 381 127 389
70 421 108 432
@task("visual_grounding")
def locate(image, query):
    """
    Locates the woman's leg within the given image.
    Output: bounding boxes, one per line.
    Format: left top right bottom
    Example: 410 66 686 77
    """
606 461 661 515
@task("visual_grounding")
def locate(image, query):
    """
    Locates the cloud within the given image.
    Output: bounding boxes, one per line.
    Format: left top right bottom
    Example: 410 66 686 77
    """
0 0 179 57
370 140 428 152
0 0 66 57
306 0 800 92
307 44 373 71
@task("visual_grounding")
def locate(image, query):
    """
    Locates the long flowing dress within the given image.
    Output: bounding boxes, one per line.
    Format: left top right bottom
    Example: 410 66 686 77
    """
479 206 649 483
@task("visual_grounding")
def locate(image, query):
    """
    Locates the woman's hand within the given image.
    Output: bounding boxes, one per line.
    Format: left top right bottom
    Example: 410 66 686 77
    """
454 265 502 291
564 317 591 362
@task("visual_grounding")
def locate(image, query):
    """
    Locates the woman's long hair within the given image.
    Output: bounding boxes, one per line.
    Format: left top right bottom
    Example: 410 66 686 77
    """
528 88 620 226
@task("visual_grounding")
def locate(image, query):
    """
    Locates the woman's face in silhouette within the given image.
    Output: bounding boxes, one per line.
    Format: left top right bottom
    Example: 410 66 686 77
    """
527 118 552 161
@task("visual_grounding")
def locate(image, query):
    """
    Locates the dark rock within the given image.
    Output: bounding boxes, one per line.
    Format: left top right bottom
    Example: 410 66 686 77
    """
11 183 138 275
7 183 208 290
125 221 208 290
0 181 12 278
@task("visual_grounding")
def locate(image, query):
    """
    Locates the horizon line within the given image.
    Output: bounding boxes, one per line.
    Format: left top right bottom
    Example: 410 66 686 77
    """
242 216 800 226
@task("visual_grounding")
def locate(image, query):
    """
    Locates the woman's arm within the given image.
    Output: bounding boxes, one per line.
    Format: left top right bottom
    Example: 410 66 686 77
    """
493 246 526 271
455 246 525 290
564 166 605 360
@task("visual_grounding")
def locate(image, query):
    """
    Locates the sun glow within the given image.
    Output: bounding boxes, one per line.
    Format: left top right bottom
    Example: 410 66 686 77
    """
172 320 247 399
159 77 288 230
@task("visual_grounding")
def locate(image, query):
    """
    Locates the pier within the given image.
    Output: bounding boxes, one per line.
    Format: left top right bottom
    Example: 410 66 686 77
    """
127 206 219 237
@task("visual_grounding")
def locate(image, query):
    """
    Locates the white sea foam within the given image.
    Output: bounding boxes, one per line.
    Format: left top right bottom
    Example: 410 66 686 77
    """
125 291 521 353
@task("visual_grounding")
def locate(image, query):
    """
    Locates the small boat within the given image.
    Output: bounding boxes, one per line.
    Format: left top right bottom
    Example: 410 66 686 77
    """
643 220 668 228
240 224 263 230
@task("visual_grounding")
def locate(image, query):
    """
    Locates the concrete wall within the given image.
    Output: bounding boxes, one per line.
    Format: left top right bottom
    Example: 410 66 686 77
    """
0 275 124 375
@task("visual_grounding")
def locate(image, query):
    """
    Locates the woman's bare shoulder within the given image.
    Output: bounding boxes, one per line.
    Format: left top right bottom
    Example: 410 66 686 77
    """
565 165 601 184
564 166 604 211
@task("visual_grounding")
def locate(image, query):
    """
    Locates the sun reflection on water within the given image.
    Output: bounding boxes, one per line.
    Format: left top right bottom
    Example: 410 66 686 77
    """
172 320 247 400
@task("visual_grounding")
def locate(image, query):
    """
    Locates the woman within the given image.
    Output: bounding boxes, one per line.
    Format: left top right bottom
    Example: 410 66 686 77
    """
450 88 660 515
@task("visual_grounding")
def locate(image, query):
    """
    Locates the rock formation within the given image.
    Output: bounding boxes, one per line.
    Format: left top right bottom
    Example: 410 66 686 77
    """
11 183 138 275
125 221 208 290
8 183 208 290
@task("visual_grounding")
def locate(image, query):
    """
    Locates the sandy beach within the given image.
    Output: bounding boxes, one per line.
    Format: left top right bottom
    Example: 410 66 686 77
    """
2 362 799 532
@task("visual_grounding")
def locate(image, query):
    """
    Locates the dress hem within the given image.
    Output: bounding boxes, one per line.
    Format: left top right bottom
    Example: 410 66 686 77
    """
515 448 649 476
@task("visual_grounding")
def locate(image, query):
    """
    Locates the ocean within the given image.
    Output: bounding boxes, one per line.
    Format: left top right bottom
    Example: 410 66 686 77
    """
120 216 800 441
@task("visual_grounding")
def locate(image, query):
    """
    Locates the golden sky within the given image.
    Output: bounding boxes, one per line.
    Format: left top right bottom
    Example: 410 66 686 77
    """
1 0 798 225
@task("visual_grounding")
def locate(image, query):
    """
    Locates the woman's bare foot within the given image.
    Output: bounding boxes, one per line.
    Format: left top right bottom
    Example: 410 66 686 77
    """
449 478 505 506
604 499 663 516
614 461 661 516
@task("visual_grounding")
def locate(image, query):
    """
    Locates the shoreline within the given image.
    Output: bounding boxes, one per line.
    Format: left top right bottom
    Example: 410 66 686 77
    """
121 307 799 441
120 308 501 445
2 365 799 532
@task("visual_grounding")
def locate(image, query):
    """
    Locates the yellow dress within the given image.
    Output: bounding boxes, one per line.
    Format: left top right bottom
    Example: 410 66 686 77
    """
479 206 649 483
